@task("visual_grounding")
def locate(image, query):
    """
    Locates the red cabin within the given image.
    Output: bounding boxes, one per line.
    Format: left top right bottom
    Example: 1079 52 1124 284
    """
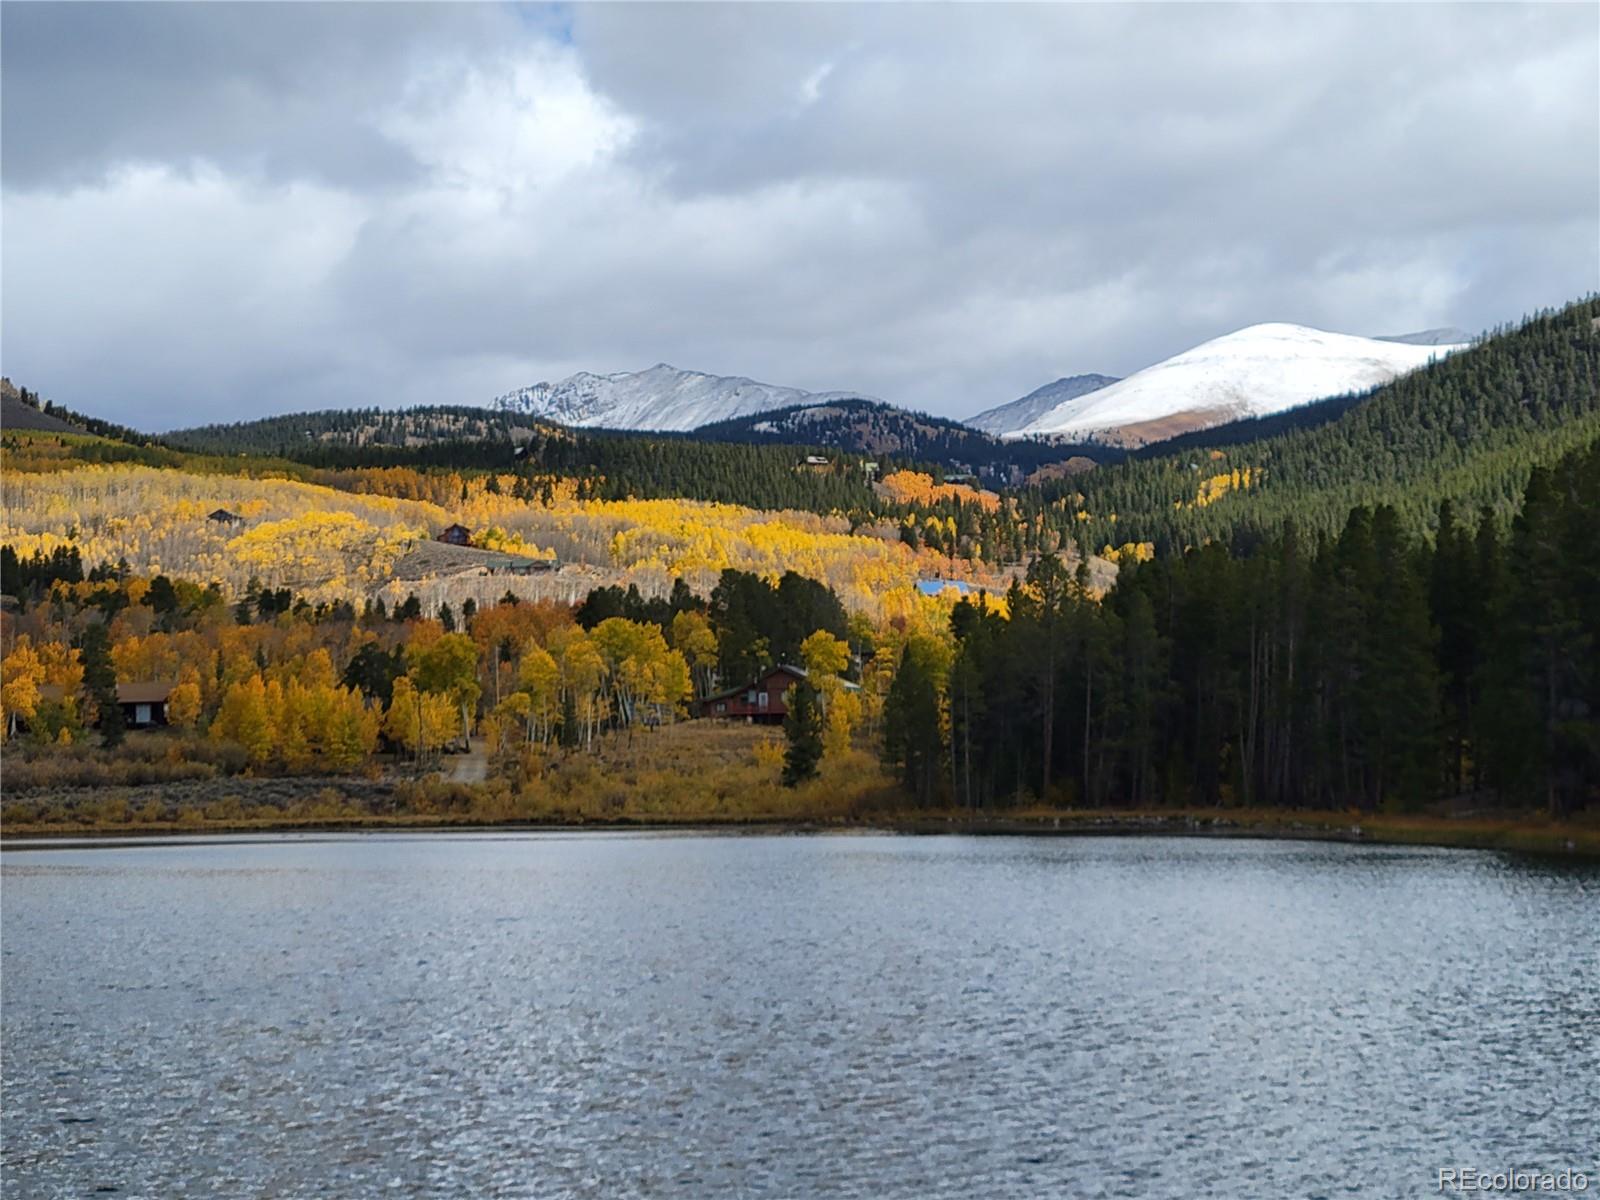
697 664 807 725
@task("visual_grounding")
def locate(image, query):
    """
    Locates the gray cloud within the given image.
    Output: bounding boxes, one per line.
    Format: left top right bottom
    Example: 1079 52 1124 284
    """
2 2 1595 430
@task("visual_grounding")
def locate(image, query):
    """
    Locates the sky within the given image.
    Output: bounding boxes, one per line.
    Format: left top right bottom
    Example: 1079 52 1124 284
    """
3 2 1597 431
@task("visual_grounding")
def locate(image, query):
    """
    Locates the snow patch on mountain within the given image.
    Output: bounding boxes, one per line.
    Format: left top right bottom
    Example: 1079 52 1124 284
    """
1007 323 1466 442
491 364 877 432
965 374 1120 436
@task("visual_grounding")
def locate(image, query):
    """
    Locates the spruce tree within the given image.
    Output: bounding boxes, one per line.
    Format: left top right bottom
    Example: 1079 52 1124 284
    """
782 681 824 787
79 622 124 748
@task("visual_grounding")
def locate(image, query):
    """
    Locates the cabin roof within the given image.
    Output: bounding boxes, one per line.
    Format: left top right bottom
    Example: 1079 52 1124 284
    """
38 681 174 704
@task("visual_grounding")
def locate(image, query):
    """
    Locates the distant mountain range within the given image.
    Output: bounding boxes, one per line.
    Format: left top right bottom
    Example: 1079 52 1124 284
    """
485 322 1469 448
964 375 1120 436
156 318 1482 461
490 364 877 433
996 324 1468 445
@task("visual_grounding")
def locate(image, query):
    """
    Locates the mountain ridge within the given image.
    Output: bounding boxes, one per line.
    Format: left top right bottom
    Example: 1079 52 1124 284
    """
1008 322 1467 445
965 374 1119 436
490 363 879 433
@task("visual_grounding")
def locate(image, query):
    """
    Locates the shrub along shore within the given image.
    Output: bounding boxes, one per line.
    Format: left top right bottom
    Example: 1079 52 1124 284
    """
3 797 1596 859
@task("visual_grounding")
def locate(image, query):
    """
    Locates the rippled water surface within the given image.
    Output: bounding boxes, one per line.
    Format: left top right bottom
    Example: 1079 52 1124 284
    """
3 833 1597 1197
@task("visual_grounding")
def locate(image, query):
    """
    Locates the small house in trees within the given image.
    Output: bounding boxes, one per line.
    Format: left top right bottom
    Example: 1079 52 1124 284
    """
697 664 860 723
698 664 809 724
36 681 174 729
207 508 244 527
115 682 174 728
437 523 473 547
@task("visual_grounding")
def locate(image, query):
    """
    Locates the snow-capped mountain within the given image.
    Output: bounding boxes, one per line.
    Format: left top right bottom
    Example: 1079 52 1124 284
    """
1007 323 1467 445
490 364 877 432
965 374 1119 436
1375 327 1473 347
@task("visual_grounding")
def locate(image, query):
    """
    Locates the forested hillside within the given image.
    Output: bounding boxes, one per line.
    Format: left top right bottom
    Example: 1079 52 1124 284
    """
166 405 547 455
170 412 884 513
693 399 1119 481
889 437 1599 817
1051 298 1599 553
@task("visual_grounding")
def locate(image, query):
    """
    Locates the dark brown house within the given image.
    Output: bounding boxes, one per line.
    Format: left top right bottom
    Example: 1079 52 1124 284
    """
207 508 245 527
113 682 174 728
36 681 174 729
697 664 808 724
437 523 473 547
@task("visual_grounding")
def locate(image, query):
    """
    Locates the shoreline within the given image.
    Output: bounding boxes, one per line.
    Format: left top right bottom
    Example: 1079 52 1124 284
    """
4 809 1597 860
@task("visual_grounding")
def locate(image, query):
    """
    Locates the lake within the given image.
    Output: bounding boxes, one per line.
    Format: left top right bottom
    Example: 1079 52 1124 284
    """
2 833 1596 1197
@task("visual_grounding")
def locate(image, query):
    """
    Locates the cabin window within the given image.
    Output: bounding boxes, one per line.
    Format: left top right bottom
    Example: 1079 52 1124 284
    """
758 691 769 709
747 690 758 704
715 703 726 714
135 704 152 725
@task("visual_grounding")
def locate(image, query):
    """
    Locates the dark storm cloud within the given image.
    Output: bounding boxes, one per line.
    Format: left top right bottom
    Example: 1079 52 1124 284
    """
1 2 1595 429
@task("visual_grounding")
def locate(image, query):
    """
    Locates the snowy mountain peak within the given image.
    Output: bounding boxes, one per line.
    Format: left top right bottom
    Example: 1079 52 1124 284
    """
965 374 1120 436
1006 322 1467 445
491 364 879 432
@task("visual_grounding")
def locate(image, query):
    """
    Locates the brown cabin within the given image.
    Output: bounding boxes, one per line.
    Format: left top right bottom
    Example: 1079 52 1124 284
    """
36 681 174 729
697 664 807 725
207 508 244 527
437 523 473 547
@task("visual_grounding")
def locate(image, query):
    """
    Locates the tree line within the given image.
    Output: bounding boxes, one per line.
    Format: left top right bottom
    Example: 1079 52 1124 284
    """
884 437 1600 817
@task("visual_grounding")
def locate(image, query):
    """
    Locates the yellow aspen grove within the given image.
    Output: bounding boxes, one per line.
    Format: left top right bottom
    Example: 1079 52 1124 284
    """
644 650 693 720
384 676 424 753
516 644 561 743
2 639 46 739
670 610 720 698
800 630 850 680
823 687 862 759
384 676 458 758
166 679 203 730
320 689 380 770
406 633 481 746
547 625 607 747
212 674 275 764
494 692 535 747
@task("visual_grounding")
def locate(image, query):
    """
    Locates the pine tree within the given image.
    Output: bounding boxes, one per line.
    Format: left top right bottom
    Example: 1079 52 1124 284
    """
884 639 945 806
78 622 124 748
782 681 823 787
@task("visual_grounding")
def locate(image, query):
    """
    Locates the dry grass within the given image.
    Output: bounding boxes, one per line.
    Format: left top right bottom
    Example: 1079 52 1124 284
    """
2 732 247 792
0 719 901 835
510 721 899 824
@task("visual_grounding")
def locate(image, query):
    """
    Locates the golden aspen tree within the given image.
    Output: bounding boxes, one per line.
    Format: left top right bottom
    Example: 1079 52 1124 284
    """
213 675 274 764
517 643 561 743
1 640 45 740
